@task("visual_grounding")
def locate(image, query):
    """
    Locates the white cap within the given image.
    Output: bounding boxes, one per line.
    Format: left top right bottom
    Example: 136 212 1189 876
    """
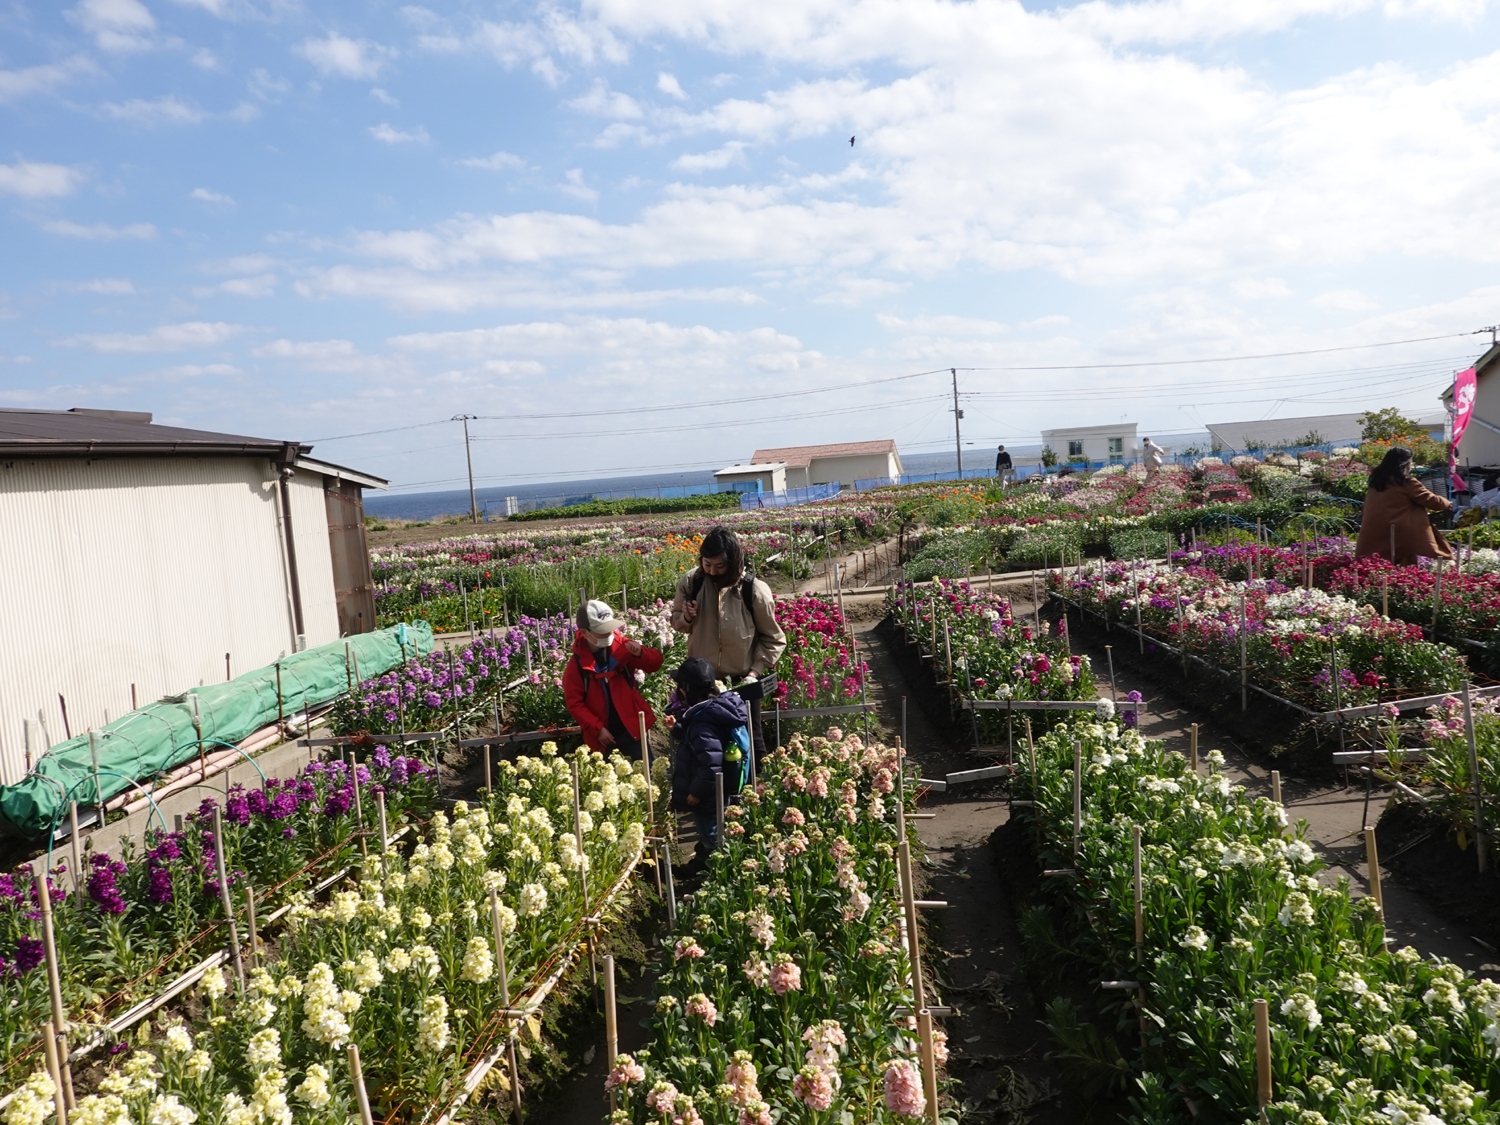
580 599 621 637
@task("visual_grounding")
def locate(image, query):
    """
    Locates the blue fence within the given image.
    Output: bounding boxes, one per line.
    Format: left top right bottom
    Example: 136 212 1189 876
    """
738 483 843 509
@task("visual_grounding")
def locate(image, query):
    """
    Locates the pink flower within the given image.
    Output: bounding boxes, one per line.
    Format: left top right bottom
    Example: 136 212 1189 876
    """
769 955 802 995
932 1029 948 1065
746 910 775 948
743 957 770 987
686 993 718 1025
872 768 894 794
792 1066 835 1111
739 1102 773 1125
724 1052 759 1106
826 727 843 741
884 1060 926 1117
782 807 806 827
673 938 705 961
604 1053 645 1091
646 1082 680 1116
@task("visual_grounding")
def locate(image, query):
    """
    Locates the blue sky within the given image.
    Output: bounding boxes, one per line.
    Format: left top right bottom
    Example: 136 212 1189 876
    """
2 0 1499 491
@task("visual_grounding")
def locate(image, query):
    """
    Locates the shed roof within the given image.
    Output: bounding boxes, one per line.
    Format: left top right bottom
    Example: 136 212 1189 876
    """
0 407 305 460
714 462 787 476
750 440 897 468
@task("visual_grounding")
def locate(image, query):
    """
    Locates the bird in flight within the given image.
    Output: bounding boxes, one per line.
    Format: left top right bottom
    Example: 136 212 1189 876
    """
849 136 856 146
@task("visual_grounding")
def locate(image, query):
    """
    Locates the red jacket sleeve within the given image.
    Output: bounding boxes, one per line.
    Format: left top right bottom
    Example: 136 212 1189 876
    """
562 660 603 742
625 644 664 675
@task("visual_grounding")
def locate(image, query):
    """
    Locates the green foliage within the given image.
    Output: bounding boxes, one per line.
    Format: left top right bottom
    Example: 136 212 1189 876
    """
1359 406 1427 444
1040 445 1058 467
1107 527 1174 560
509 491 743 522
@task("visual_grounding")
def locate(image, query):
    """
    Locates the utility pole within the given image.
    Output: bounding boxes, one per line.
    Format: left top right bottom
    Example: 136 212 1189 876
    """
950 368 964 477
454 414 478 523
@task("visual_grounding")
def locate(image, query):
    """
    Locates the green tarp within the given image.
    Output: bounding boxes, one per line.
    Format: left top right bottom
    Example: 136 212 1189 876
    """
0 621 434 840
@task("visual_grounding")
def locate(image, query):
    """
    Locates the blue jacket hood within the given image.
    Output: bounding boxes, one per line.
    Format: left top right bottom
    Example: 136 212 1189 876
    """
685 692 748 727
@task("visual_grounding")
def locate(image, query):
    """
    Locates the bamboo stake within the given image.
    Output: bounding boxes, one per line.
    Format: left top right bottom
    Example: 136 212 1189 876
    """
570 758 597 988
1190 723 1199 772
1432 560 1445 634
1364 825 1386 928
348 751 367 859
1132 824 1143 965
917 1008 941 1125
42 1020 68 1125
715 770 725 856
638 710 663 896
898 840 926 1010
1463 682 1487 873
348 1044 375 1125
1105 646 1117 703
68 802 82 896
490 888 525 1122
1381 573 1389 618
1024 718 1036 782
1072 742 1082 858
1239 595 1248 711
1254 998 1272 1113
244 883 260 968
34 873 74 1107
211 807 246 994
376 791 389 855
604 954 619 1113
1270 770 1282 806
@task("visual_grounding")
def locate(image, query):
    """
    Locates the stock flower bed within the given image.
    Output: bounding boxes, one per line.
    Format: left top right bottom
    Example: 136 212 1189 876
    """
1412 693 1500 853
0 752 437 1093
1052 561 1466 710
886 577 1094 741
767 595 870 719
6 743 652 1124
608 729 944 1125
1178 542 1500 650
1021 718 1500 1124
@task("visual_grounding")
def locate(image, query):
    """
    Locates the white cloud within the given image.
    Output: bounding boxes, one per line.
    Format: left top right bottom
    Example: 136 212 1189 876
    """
559 168 598 202
813 275 907 306
101 96 207 125
0 57 97 104
1311 288 1380 311
254 337 406 375
59 321 243 352
370 87 398 105
459 150 526 171
657 72 687 99
568 79 643 119
369 122 430 144
42 219 157 240
215 274 277 297
297 34 396 80
249 69 290 101
672 142 747 172
169 0 235 14
190 187 235 206
62 278 136 294
145 362 242 381
0 161 85 199
67 0 156 53
201 253 279 275
1233 278 1295 300
878 314 1009 335
191 49 221 70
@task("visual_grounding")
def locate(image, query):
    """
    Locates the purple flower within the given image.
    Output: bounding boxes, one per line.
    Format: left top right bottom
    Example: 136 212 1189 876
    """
87 853 128 915
14 936 43 973
372 745 393 770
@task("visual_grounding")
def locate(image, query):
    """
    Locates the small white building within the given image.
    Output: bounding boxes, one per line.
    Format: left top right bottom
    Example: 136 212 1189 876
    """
713 462 787 493
0 408 386 784
1040 424 1139 465
749 440 903 489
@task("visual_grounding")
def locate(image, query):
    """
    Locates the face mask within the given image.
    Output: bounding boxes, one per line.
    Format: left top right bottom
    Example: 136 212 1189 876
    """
588 631 614 649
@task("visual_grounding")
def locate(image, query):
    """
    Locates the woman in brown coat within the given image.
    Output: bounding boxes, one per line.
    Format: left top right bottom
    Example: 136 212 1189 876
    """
1353 447 1453 565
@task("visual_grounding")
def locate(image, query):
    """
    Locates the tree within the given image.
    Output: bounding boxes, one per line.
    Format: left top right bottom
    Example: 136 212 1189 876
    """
1358 408 1425 445
1039 445 1058 467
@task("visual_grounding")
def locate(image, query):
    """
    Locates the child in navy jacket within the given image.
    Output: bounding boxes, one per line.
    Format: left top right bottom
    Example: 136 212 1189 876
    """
668 657 748 859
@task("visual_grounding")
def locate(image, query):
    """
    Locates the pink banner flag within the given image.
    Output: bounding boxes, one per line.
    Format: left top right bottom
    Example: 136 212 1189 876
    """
1451 366 1478 489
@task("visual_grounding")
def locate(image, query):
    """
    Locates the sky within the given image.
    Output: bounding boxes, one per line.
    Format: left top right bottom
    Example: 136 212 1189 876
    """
2 0 1499 492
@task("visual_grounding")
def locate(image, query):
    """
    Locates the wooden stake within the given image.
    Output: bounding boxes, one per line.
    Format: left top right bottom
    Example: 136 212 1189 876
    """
638 710 663 896
1270 770 1282 806
898 840 927 1010
1132 824 1143 964
376 791 388 855
1024 718 1036 782
917 1008 941 1125
570 759 597 987
604 954 619 1112
42 1020 68 1125
1072 742 1082 858
1463 682 1488 873
348 751 367 859
348 1044 375 1125
1239 595 1248 711
1364 825 1386 924
211 806 246 994
1381 573 1389 618
490 888 525 1122
1432 560 1445 634
1254 998 1272 1112
67 803 82 896
244 882 260 968
1105 646 1117 702
34 870 71 1099
1190 724 1199 771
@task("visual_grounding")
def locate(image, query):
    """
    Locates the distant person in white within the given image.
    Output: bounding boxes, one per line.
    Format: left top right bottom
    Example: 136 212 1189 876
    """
1142 437 1165 477
1471 474 1500 511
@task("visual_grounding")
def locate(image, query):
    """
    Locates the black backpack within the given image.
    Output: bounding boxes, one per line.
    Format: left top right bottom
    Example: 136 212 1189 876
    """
688 569 757 615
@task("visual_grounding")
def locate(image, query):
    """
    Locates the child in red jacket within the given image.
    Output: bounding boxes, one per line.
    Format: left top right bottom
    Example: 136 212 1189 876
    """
562 599 663 757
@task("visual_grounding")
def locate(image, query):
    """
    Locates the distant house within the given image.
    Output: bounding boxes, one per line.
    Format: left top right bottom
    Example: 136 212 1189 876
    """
0 408 385 784
713 462 787 493
746 440 903 489
1040 424 1139 465
1444 343 1500 470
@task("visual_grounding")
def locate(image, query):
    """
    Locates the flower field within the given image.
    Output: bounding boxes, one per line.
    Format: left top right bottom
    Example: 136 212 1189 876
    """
611 729 944 1125
6 742 651 1125
1050 560 1467 710
1020 717 1500 1124
0 752 436 1097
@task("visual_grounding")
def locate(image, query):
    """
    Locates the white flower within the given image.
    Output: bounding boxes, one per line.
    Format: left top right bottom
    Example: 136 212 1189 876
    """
198 968 227 1004
461 936 495 983
1279 992 1322 1029
3 1070 57 1125
328 890 360 922
1096 698 1116 719
352 950 384 992
1278 892 1315 927
147 1095 197 1125
184 1051 212 1081
246 1028 281 1069
294 1064 332 1110
417 994 451 1054
162 1025 193 1056
1178 926 1209 951
519 883 548 917
71 1095 130 1125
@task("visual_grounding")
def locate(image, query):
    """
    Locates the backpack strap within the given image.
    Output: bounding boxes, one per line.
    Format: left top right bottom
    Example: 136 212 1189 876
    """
740 574 756 615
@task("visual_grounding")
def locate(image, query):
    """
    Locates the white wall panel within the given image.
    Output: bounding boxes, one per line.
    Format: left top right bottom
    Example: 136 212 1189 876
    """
0 456 338 784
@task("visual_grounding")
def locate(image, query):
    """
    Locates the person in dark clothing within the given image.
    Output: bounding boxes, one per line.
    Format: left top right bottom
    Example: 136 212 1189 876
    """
995 444 1014 485
562 599 663 757
668 657 749 860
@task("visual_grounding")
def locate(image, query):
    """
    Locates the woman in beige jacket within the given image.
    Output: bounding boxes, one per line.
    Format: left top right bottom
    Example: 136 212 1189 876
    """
1353 448 1453 565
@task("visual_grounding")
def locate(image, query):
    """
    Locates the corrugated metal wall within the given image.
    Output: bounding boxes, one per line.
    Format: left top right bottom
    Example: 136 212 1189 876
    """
0 456 341 785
